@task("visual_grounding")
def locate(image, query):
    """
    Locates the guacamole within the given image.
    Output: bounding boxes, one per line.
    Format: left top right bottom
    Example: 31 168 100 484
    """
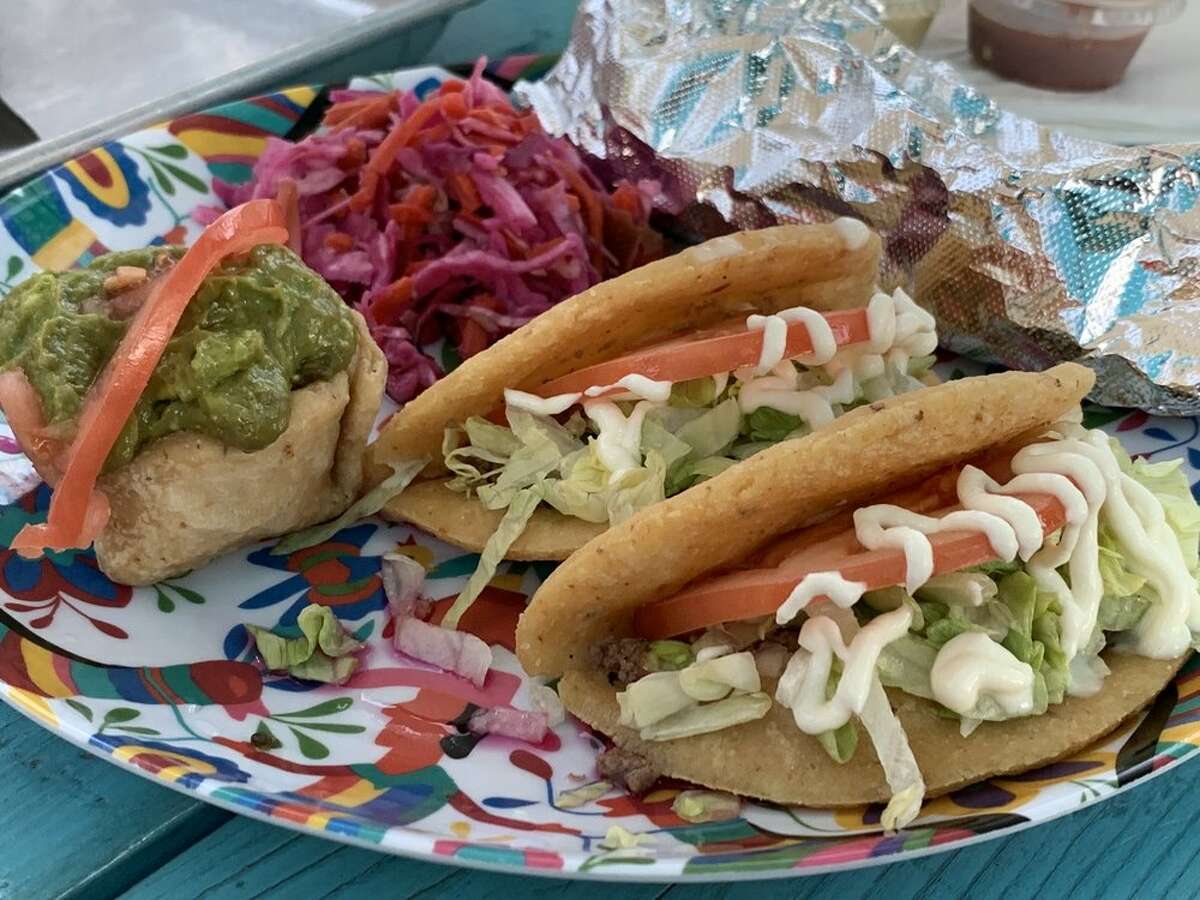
0 243 359 470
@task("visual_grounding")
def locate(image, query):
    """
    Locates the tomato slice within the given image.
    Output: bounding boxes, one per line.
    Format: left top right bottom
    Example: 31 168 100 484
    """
535 308 871 399
632 492 1067 640
9 200 288 558
0 369 70 484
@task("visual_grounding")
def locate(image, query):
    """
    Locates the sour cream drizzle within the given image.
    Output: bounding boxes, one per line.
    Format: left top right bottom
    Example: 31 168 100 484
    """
777 424 1199 736
583 400 657 479
776 604 912 733
930 632 1035 718
737 288 938 426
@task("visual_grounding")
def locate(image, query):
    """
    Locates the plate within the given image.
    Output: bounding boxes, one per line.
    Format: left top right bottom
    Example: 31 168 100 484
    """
0 63 1198 882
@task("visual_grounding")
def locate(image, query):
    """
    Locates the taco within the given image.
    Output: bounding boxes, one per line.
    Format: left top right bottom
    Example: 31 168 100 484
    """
0 201 386 585
367 219 942 626
517 362 1200 828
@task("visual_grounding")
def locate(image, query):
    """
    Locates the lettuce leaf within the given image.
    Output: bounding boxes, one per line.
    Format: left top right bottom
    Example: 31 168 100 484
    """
245 604 362 684
272 458 427 555
464 416 520 456
443 487 542 629
818 721 859 763
744 407 806 443
674 397 742 459
669 376 718 408
606 451 667 525
1116 446 1200 571
641 418 693 469
875 635 937 699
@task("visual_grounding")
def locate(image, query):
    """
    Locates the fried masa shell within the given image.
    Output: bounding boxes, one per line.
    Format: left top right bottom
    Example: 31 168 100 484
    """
366 222 882 482
369 222 883 554
558 655 1184 806
92 311 385 585
510 363 1186 806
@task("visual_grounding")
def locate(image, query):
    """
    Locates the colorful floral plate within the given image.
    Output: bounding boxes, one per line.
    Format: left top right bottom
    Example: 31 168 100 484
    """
0 63 1198 882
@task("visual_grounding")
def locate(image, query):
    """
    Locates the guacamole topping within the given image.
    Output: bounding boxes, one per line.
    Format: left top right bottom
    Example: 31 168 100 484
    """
0 244 358 470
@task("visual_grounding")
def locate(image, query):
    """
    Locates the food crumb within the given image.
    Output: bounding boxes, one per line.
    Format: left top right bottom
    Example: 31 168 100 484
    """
103 266 148 295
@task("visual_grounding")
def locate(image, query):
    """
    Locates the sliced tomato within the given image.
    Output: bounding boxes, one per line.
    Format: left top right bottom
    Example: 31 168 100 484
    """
0 369 69 484
535 308 871 399
632 492 1068 640
9 199 288 558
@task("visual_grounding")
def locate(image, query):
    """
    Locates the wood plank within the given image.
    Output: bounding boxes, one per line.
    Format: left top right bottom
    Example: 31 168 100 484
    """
117 755 1200 900
0 703 229 900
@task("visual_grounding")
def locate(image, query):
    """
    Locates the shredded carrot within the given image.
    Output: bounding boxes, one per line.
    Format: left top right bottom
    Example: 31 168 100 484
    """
388 204 434 227
446 173 480 213
441 92 469 121
338 139 367 172
9 200 288 558
276 178 302 254
437 80 467 94
323 232 354 252
405 184 438 208
457 295 502 359
551 158 604 270
367 276 414 325
351 97 449 212
325 95 395 131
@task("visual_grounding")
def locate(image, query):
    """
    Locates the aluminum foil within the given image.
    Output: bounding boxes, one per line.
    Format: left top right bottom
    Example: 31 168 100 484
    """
517 0 1200 413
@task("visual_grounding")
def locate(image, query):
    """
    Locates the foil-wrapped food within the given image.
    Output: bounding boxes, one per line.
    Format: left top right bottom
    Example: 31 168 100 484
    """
517 0 1200 413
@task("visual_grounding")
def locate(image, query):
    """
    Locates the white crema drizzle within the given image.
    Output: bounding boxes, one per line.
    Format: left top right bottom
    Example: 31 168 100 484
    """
736 288 937 427
776 425 1200 735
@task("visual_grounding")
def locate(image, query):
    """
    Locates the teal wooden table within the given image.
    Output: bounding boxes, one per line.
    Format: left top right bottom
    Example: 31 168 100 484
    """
4 2 1200 898
4 695 1199 898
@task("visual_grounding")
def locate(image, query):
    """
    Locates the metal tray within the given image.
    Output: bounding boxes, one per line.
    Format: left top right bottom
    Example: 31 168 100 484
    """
0 0 476 191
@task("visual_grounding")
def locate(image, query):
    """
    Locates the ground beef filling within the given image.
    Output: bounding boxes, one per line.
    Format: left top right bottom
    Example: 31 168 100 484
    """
597 747 661 795
593 638 651 688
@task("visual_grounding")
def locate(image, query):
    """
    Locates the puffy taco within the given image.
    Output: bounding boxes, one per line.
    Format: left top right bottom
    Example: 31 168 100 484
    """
0 201 385 585
516 362 1200 828
367 219 941 626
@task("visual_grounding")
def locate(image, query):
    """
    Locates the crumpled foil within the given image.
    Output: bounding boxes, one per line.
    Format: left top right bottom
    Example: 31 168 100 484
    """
517 0 1200 413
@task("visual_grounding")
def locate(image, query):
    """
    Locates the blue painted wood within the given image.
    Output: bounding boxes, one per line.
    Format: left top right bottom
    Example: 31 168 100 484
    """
116 756 1200 900
0 703 230 900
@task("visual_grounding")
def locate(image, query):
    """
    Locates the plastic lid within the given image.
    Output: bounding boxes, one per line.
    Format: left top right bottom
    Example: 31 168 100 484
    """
1000 0 1186 28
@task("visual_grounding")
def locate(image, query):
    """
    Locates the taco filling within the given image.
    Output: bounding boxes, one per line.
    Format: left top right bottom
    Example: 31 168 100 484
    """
594 414 1200 828
440 284 938 626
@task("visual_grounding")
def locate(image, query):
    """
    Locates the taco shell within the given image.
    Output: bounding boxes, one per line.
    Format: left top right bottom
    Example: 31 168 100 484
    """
517 363 1096 676
386 478 607 559
366 222 882 485
519 360 1189 805
93 311 386 585
558 654 1183 806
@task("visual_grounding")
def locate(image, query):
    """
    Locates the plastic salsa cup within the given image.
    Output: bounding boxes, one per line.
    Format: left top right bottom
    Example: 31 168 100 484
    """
878 0 946 47
967 0 1186 91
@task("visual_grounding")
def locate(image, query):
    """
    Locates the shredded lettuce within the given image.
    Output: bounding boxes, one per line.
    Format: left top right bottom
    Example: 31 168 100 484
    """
818 721 859 763
646 640 693 671
673 397 742 459
638 692 772 741
669 376 719 408
443 487 541 629
1116 446 1200 572
272 458 428 555
245 604 362 684
1098 593 1151 631
744 407 807 443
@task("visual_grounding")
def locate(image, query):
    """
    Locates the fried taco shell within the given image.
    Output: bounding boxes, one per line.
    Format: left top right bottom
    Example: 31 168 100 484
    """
513 363 1184 806
368 222 882 556
93 311 385 584
517 363 1095 675
558 654 1182 806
